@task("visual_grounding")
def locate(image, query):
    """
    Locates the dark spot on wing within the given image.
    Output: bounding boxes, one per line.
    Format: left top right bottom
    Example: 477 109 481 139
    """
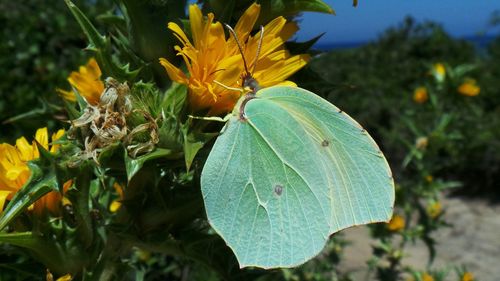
274 184 283 196
321 140 330 147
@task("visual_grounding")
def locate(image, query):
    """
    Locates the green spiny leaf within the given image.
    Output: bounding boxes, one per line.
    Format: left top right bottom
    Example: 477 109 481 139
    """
64 0 139 81
162 82 188 117
65 161 94 247
286 32 325 55
125 148 177 181
182 123 217 171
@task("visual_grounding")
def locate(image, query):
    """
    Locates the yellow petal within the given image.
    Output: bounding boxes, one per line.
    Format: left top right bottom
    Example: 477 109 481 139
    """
257 54 310 87
16 137 34 161
263 16 287 38
56 274 73 281
0 144 29 190
109 200 122 212
189 4 204 48
0 190 11 212
113 182 124 198
168 22 191 46
35 127 49 151
66 63 104 105
217 55 244 76
274 80 297 87
280 22 299 41
234 3 261 41
56 88 76 102
52 129 65 142
86 58 102 79
50 129 65 153
159 58 188 83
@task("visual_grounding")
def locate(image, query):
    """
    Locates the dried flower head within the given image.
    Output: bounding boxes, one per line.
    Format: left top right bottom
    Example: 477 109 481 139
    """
415 136 429 150
70 78 131 162
70 78 159 162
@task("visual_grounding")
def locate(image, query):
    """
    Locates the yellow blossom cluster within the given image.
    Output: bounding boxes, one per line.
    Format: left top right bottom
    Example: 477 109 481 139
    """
413 86 428 104
432 63 446 82
0 128 67 215
387 214 405 232
427 201 442 218
159 3 310 114
57 58 104 105
457 78 480 97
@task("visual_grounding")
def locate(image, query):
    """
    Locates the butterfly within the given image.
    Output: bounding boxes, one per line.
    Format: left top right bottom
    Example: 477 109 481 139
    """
200 24 394 269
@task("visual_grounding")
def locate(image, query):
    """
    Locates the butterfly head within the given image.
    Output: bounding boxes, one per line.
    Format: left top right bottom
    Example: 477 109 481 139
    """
242 73 260 94
225 24 264 96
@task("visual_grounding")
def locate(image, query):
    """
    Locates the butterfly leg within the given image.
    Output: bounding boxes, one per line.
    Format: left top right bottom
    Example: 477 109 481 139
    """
188 114 231 123
213 80 244 93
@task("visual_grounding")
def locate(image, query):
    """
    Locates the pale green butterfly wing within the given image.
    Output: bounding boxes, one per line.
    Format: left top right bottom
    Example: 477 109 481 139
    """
201 86 394 268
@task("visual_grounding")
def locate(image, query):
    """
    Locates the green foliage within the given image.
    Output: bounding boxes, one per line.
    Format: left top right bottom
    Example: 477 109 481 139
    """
64 0 140 82
203 0 333 27
0 0 113 143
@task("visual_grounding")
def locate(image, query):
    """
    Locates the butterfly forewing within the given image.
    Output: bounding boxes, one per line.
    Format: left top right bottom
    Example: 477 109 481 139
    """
201 86 394 269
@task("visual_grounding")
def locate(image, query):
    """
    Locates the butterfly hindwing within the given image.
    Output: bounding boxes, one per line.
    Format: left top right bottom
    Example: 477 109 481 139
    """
255 86 395 231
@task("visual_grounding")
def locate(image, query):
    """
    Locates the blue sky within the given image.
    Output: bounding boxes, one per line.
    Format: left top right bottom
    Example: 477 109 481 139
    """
296 0 500 43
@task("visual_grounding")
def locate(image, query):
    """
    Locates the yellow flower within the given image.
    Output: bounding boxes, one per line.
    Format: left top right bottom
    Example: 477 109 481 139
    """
160 3 310 114
413 86 428 104
432 63 446 82
46 269 72 281
0 128 66 215
422 272 435 281
461 272 474 281
387 214 405 232
457 78 480 97
425 175 433 183
136 247 152 262
427 201 442 219
109 182 124 213
57 58 105 105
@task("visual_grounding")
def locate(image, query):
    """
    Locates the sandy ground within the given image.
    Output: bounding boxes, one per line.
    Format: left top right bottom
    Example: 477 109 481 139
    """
338 196 500 281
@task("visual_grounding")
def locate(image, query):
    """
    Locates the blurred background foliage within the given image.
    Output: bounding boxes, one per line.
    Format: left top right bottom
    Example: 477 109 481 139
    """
0 1 499 280
309 17 500 196
0 0 114 143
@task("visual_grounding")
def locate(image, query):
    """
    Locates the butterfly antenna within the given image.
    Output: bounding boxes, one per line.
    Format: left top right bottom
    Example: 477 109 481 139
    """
225 24 250 76
251 26 264 74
